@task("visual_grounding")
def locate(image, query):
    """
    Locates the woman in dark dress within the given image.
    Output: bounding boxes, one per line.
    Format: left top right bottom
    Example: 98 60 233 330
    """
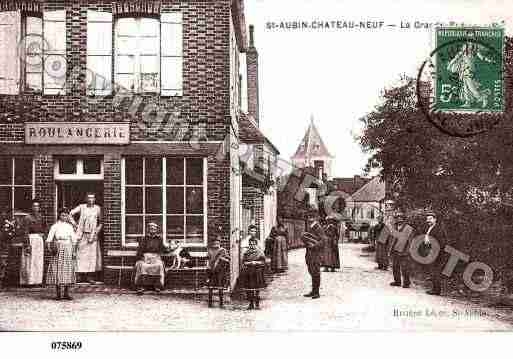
21 199 46 286
268 220 289 273
321 216 341 272
240 236 266 310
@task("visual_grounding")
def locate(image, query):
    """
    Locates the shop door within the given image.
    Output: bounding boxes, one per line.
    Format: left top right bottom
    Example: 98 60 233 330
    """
57 181 104 211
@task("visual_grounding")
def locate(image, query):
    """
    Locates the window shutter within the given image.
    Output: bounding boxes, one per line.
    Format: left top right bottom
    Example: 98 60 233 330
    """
43 10 66 95
0 11 21 95
87 10 112 96
161 12 183 96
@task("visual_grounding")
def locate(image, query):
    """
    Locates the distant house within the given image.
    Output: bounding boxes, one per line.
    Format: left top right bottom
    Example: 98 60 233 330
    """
331 176 386 226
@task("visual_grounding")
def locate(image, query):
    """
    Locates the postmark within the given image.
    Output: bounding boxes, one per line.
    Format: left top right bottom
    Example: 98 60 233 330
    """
416 26 510 137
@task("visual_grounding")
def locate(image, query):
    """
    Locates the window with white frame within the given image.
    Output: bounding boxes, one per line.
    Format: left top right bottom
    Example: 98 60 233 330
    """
54 156 104 180
0 10 66 95
0 157 34 212
115 16 160 93
122 157 206 247
87 11 183 96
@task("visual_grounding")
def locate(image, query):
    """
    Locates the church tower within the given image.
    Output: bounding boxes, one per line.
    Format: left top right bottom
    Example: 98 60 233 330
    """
291 115 334 179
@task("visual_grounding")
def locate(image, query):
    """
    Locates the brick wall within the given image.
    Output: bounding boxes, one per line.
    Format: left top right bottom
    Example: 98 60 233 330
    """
246 25 259 126
0 0 239 288
0 0 232 143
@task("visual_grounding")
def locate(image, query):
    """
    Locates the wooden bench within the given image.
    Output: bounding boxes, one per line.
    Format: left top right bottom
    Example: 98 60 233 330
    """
105 249 209 289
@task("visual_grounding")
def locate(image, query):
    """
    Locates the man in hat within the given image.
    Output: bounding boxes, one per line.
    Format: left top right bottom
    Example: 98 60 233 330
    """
134 222 169 295
371 215 389 270
301 209 328 299
387 213 414 288
422 211 447 295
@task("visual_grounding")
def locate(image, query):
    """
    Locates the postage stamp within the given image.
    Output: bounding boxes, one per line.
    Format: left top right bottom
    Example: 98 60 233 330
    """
434 27 504 113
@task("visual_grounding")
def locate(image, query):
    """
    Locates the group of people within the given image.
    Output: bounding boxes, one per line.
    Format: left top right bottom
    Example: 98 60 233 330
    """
369 211 447 296
0 193 103 300
204 221 293 310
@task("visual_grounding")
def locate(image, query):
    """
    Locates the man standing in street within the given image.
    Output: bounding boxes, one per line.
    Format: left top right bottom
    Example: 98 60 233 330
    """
387 213 414 288
371 215 389 270
301 209 327 299
422 211 447 296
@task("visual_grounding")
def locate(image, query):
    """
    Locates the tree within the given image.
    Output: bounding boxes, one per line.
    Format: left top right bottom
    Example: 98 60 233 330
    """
358 38 513 282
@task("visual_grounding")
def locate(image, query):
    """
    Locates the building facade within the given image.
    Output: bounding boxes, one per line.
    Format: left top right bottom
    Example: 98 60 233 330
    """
331 176 386 227
0 0 259 290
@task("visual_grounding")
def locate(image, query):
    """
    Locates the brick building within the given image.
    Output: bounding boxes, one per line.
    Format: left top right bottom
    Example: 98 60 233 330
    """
0 0 268 290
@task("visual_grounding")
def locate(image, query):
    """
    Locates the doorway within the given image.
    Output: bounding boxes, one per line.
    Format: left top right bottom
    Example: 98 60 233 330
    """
56 181 104 211
56 181 104 283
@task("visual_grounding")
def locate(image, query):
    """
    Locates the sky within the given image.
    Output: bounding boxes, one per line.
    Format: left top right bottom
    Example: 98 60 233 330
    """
244 0 513 178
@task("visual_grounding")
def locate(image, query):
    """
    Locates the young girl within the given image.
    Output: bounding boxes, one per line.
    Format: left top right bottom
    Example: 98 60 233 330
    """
239 231 266 310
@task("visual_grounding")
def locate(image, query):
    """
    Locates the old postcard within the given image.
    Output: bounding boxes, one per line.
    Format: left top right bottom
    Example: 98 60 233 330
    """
1 0 513 344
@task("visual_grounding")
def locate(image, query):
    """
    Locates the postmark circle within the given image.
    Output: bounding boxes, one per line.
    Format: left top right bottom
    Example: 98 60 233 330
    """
416 34 510 137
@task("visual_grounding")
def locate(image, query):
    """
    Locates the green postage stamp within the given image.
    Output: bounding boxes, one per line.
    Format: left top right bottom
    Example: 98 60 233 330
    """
434 27 504 113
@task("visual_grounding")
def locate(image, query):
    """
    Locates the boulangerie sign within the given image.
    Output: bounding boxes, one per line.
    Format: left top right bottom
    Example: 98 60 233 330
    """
24 122 130 144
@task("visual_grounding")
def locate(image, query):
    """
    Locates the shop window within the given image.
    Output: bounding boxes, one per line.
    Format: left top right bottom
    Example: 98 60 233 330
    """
0 157 33 212
122 157 206 246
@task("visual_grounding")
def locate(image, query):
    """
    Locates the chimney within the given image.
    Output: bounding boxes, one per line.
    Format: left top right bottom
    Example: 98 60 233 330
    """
247 24 260 126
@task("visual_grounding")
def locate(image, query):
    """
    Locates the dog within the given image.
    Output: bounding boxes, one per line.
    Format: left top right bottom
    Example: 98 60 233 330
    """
166 241 193 270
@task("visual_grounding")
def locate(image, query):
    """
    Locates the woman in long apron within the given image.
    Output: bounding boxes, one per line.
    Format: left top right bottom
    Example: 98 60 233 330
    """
20 199 46 286
70 192 102 284
46 208 77 300
269 221 289 273
320 216 341 272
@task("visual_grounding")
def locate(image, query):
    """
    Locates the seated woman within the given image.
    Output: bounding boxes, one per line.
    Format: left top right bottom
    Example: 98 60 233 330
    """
134 222 169 295
239 235 266 310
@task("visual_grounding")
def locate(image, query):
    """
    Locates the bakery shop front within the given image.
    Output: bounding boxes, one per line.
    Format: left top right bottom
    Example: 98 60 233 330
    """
1 121 221 289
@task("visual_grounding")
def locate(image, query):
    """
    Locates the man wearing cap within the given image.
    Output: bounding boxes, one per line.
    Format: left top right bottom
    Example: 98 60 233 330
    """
134 222 169 295
387 213 414 288
301 209 328 299
423 211 447 295
371 215 389 270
